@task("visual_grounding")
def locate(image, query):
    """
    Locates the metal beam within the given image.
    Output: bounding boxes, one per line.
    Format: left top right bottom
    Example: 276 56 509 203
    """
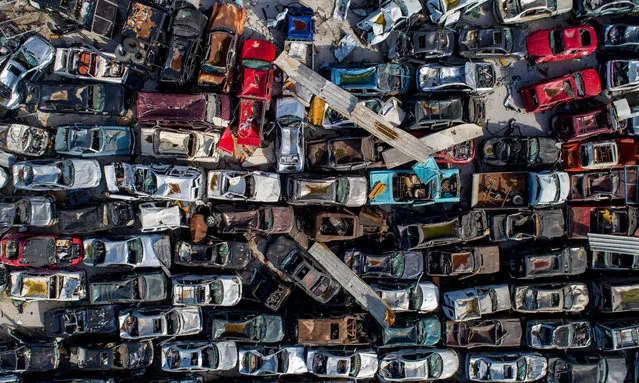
274 52 432 163
383 123 484 168
588 233 639 255
307 242 395 328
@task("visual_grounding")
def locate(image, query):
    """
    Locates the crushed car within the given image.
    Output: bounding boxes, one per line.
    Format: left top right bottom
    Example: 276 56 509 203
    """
458 27 527 58
136 92 231 129
119 306 202 339
601 24 639 52
481 136 560 167
307 349 378 379
526 319 592 349
238 346 307 376
174 241 252 269
411 96 485 131
605 60 639 93
89 272 167 304
0 341 59 373
409 30 455 59
44 305 118 338
547 355 627 383
0 233 83 268
172 274 242 306
520 68 601 113
508 246 587 278
573 0 639 18
55 125 134 157
562 138 639 172
53 47 129 84
13 159 101 190
553 105 621 143
285 174 367 207
397 210 489 249
446 319 522 348
355 0 423 45
526 26 597 63
568 206 639 239
9 270 86 301
161 341 237 372
139 127 220 163
82 235 171 268
467 353 547 382
205 205 294 234
68 340 153 371
427 0 487 25
34 82 126 115
332 63 410 95
382 317 441 347
296 315 373 346
211 313 284 343
58 201 136 234
371 282 439 313
378 349 458 383
511 282 589 313
417 62 496 93
306 136 385 171
0 124 50 156
590 278 639 312
207 170 281 203
442 284 511 321
425 246 500 277
343 249 424 280
495 0 571 23
275 97 305 173
0 196 55 229
489 209 565 242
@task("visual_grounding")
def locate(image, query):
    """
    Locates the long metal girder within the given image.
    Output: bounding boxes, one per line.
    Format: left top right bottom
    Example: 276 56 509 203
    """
588 233 639 255
274 52 432 163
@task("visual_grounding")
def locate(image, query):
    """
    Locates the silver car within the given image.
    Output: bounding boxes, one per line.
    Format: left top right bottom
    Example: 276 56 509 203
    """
285 175 368 207
512 283 589 313
239 346 307 376
172 275 242 306
0 124 49 156
0 196 55 228
372 282 439 313
443 285 511 320
9 270 86 302
602 24 639 52
467 353 547 382
275 97 304 173
13 159 102 190
378 349 459 382
526 319 591 350
161 341 237 372
139 127 221 163
307 349 378 379
211 314 284 343
83 235 171 268
119 306 202 339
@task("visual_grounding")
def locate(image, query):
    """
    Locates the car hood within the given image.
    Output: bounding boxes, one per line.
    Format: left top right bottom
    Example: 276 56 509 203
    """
345 176 368 207
531 171 569 205
70 159 101 188
175 306 202 335
253 173 281 202
269 207 295 233
28 196 54 227
526 29 552 56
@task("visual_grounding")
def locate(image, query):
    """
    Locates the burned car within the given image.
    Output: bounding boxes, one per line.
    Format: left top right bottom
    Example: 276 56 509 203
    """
206 206 294 234
198 2 246 91
83 235 171 268
568 206 638 239
175 241 251 269
306 136 385 171
44 305 118 338
140 127 220 163
89 272 167 304
172 275 242 307
104 162 204 202
590 278 639 312
343 249 424 280
332 63 409 95
0 233 83 268
553 105 621 143
266 237 341 304
238 346 307 376
425 246 500 277
68 340 153 371
458 28 526 58
13 159 101 191
489 209 565 242
527 319 592 350
58 201 135 234
446 319 522 348
296 315 373 346
0 124 49 156
547 355 627 383
55 125 134 157
417 62 496 93
442 285 511 321
508 246 587 279
207 170 281 203
161 341 237 372
467 353 547 382
601 24 639 52
160 3 207 86
356 0 422 45
34 82 126 115
0 342 59 373
119 306 202 339
285 175 367 207
211 313 284 343
372 282 439 313
398 210 489 250
53 47 129 84
9 270 86 301
378 349 459 383
412 97 485 130
481 136 560 167
0 196 55 229
275 97 305 173
605 60 639 93
307 349 378 379
381 317 441 347
512 282 589 313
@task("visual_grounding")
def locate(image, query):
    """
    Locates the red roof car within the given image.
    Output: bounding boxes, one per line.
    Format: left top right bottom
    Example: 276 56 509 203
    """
526 26 597 63
553 104 622 143
520 68 601 113
0 233 83 268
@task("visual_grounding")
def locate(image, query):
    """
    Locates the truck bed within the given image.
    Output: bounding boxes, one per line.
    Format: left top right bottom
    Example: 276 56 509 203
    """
471 172 528 208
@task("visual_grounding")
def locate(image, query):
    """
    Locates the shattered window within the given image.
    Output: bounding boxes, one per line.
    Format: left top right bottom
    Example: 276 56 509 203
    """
549 30 564 54
127 238 143 264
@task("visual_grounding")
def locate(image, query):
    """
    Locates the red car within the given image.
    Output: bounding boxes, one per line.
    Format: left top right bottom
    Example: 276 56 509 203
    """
520 68 601 113
237 39 276 147
553 104 622 143
433 140 476 164
0 233 83 268
526 26 597 63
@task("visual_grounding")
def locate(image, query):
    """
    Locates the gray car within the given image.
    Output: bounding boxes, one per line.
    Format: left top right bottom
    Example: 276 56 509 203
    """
508 246 587 279
276 97 305 173
211 314 284 343
547 355 627 383
68 340 153 371
459 28 526 58
512 283 589 313
411 30 454 59
0 196 55 228
527 320 591 350
119 306 202 339
467 352 547 382
89 273 167 304
344 249 424 280
602 24 639 52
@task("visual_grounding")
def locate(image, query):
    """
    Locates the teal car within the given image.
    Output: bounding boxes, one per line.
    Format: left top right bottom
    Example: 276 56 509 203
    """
368 159 460 205
382 317 441 347
55 126 134 157
331 63 410 95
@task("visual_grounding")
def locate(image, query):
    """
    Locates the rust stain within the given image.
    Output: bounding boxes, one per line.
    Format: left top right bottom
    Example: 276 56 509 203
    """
126 3 157 40
224 323 247 333
171 49 183 70
23 279 46 296
167 183 182 195
373 121 399 140
50 90 68 101
209 174 219 191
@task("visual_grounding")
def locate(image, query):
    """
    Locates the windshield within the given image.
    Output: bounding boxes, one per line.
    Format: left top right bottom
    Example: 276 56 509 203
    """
135 169 158 195
242 59 270 70
89 86 105 112
427 353 443 378
249 316 264 340
337 178 350 204
527 138 539 163
57 160 74 186
549 30 564 54
390 253 405 278
572 73 585 97
127 238 143 264
210 280 224 304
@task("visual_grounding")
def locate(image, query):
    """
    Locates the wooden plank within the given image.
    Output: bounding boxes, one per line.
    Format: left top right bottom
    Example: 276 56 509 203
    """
383 123 484 168
274 53 432 163
307 242 395 328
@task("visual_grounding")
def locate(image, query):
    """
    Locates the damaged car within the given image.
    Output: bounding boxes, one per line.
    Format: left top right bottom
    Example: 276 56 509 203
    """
495 0 571 23
398 210 489 250
68 340 153 371
160 3 207 86
136 92 231 129
275 97 305 173
382 317 441 347
442 284 511 321
321 99 382 129
172 274 242 307
83 235 171 268
489 209 565 242
0 341 59 373
590 278 639 312
573 0 639 18
175 241 252 269
601 24 639 52
446 319 522 348
89 272 167 304
355 0 422 45
434 141 476 164
13 158 101 190
343 249 424 280
9 270 85 301
0 124 50 156
511 282 589 313
0 233 83 268
605 60 639 93
372 282 439 313
307 349 378 379
139 202 186 233
239 346 307 376
34 82 126 115
44 305 118 338
55 125 134 157
417 62 496 93
569 169 627 202
332 63 410 95
161 341 237 372
508 246 587 279
520 68 601 113
378 349 458 383
411 96 485 130
250 268 292 311
206 205 294 234
481 136 560 167
526 26 597 63
207 170 280 203
561 138 639 172
547 355 627 383
410 30 455 59
467 353 547 382
140 127 220 163
526 319 592 349
427 0 487 25
119 306 202 339
306 136 385 171
425 246 500 277
211 313 284 343
285 174 367 207
459 27 527 58
568 206 639 239
553 105 621 143
266 237 341 304
53 47 129 84
309 211 365 242
105 162 204 202
0 196 55 229
296 315 373 346
58 201 136 234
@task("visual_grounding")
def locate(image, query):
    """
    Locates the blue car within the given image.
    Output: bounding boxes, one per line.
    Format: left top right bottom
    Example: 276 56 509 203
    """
369 159 460 205
55 126 134 157
286 6 314 41
331 63 410 95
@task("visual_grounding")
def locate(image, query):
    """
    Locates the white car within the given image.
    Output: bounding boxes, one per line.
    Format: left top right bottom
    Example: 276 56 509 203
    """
275 97 305 173
307 349 378 379
83 235 171 268
378 349 459 382
467 353 547 382
605 60 639 93
13 159 101 190
529 171 569 206
119 306 202 339
427 0 488 25
207 170 281 202
139 202 186 233
417 63 496 93
443 284 511 321
0 35 54 110
172 275 242 306
140 127 221 163
356 0 423 45
494 0 571 23
53 47 129 84
0 124 49 156
9 270 86 302
285 175 368 207
161 341 237 372
372 282 439 313
239 346 307 376
104 162 204 202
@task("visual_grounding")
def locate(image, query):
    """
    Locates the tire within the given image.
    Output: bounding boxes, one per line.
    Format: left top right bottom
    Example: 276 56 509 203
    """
130 50 145 65
206 214 221 228
115 45 131 62
122 37 141 54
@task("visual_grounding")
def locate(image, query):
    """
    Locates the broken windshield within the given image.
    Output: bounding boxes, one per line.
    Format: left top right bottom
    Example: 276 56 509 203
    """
90 86 105 112
549 30 564 54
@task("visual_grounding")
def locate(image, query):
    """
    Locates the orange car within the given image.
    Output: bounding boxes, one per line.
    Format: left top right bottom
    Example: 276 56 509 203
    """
562 138 639 172
197 2 246 92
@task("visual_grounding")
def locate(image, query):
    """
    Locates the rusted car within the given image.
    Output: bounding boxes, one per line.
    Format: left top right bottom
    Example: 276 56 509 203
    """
211 313 284 343
296 315 373 346
309 211 363 242
250 267 292 311
136 92 231 129
206 206 294 234
53 47 129 84
508 246 587 279
0 124 49 157
198 2 246 91
411 97 485 131
446 319 522 348
397 210 489 250
568 206 638 239
425 246 500 277
306 136 385 171
569 166 639 202
553 105 622 143
433 140 476 164
489 209 565 242
0 233 83 268
29 0 118 38
562 138 639 172
117 1 170 68
382 317 440 347
285 175 367 207
343 249 424 280
590 278 639 312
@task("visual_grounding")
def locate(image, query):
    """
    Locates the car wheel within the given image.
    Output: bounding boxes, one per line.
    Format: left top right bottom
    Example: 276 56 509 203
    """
206 214 221 228
122 37 141 54
130 51 145 65
115 45 131 62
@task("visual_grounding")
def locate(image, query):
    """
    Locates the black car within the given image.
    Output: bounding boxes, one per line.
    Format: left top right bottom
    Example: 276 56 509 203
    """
481 136 560 167
160 2 207 86
58 201 135 234
490 209 565 242
34 82 126 115
174 240 253 269
44 306 118 338
0 341 60 372
411 96 485 130
250 267 292 311
458 27 527 58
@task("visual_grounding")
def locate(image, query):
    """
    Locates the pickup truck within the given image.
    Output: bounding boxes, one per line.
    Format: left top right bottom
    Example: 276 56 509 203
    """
471 171 569 209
